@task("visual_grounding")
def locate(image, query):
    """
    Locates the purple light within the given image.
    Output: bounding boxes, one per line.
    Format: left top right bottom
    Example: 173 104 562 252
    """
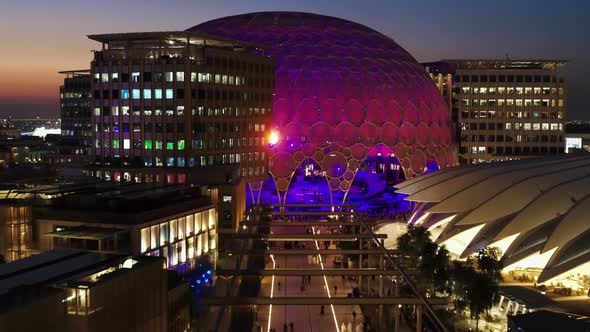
191 12 456 204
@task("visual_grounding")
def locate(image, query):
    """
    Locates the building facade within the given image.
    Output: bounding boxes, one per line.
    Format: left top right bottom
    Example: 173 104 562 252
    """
425 60 566 164
88 31 274 185
59 70 93 156
0 251 175 332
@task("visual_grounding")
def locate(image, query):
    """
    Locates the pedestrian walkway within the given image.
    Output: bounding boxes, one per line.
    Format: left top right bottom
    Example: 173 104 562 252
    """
257 236 365 332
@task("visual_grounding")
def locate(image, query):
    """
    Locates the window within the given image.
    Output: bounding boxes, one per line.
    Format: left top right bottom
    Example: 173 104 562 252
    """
524 123 531 130
165 72 173 82
113 139 120 148
167 142 174 150
178 140 185 150
123 139 130 149
144 140 152 149
154 89 162 99
176 72 184 81
132 89 140 99
143 89 152 99
111 106 119 116
156 140 163 150
190 72 197 82
165 89 173 99
121 89 130 99
122 106 130 116
167 157 174 167
223 195 232 203
177 157 185 167
132 72 140 83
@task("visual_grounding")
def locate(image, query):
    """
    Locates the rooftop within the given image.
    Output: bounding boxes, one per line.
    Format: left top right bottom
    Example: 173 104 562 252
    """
88 31 261 49
509 310 590 331
426 59 566 71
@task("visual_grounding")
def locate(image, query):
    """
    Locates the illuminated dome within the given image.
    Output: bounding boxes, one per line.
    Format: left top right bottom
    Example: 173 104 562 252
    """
189 12 456 201
397 155 590 283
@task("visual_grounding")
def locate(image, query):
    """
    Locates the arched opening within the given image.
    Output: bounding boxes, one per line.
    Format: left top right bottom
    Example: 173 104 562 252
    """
246 176 281 206
348 144 410 217
284 158 331 205
425 156 440 174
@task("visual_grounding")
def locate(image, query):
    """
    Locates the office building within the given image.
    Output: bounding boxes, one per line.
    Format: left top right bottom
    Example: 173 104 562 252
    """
59 70 93 156
87 31 274 186
424 59 566 164
1 181 218 270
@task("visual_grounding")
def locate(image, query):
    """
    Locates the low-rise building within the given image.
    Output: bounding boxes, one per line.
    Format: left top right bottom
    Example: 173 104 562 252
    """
0 250 182 332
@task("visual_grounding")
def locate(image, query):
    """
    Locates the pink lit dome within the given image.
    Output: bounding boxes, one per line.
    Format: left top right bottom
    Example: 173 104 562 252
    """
189 12 456 195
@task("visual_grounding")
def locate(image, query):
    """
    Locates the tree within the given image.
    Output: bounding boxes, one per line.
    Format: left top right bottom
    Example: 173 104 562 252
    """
450 261 499 331
397 225 432 257
397 226 451 295
468 272 498 331
477 247 504 282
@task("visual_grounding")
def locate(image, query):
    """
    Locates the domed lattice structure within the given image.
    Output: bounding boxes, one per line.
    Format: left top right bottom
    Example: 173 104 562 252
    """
189 12 456 204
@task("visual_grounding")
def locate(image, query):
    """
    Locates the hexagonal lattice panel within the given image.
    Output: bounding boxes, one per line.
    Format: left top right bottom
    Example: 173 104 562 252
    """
190 12 457 202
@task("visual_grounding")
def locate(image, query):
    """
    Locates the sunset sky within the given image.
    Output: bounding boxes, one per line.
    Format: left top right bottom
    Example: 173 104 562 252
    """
1 0 588 118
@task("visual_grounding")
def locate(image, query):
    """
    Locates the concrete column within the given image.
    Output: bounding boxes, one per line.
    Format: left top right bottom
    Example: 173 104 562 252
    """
393 305 400 332
359 239 363 290
393 280 400 332
416 305 422 332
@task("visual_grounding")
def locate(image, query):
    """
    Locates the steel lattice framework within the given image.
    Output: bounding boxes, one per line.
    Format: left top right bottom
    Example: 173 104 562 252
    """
189 12 457 204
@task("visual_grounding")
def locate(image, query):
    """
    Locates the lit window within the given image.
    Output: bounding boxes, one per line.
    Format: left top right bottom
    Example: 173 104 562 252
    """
176 72 184 81
542 123 549 130
154 89 162 99
121 89 130 99
165 72 173 82
132 89 140 99
123 139 130 149
165 89 173 99
524 123 531 130
178 157 185 167
190 72 197 82
156 141 163 150
144 140 152 149
167 157 174 166
132 72 140 83
94 108 100 116
143 89 152 99
166 142 174 150
223 195 232 203
178 140 185 150
101 73 109 83
122 106 130 116
113 139 120 148
111 106 119 115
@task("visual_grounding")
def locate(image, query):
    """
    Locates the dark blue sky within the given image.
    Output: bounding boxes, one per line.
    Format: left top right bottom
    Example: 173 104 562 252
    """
1 0 588 118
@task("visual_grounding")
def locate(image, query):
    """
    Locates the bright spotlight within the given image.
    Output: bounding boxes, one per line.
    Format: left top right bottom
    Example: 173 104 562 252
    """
268 130 280 146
